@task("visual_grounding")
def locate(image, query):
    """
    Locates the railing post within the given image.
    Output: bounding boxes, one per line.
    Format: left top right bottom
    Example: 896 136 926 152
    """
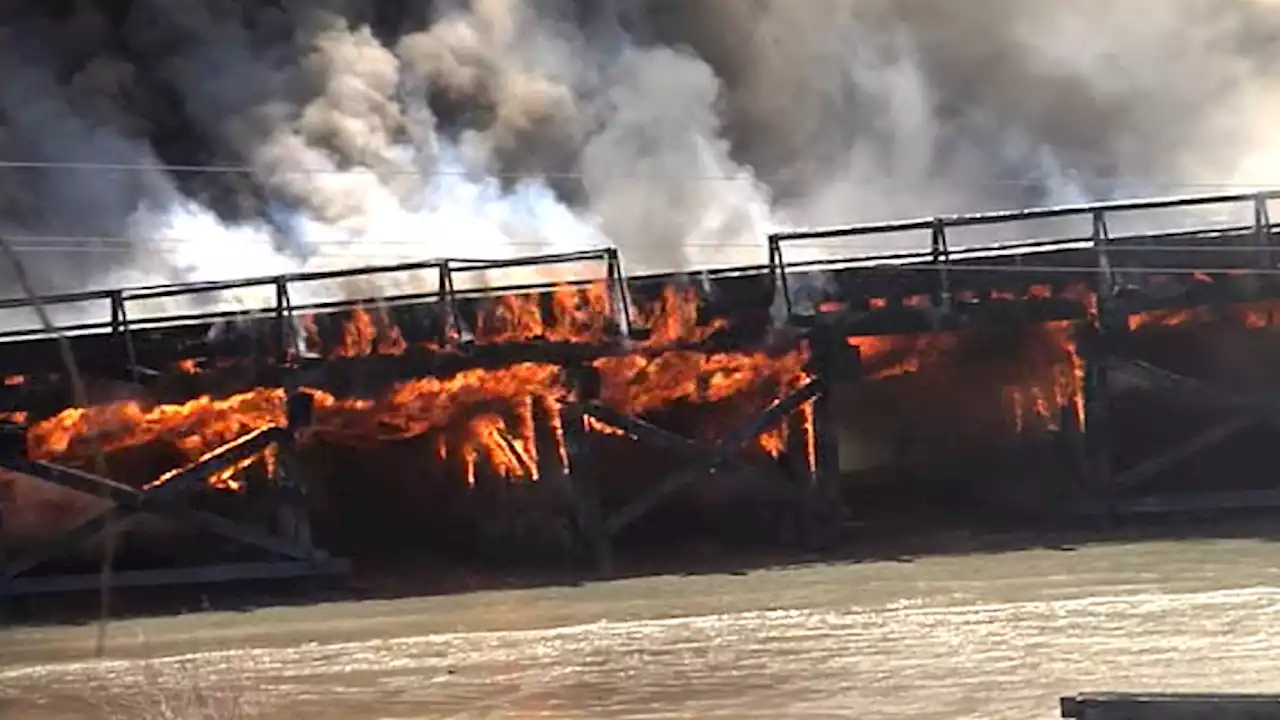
438 260 472 345
930 218 952 316
1085 208 1122 517
604 247 634 340
1092 209 1116 306
1255 193 1274 274
274 278 293 363
769 236 794 320
112 292 141 384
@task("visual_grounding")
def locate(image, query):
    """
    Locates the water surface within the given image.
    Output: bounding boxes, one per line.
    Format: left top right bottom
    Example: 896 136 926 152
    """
3 538 1280 718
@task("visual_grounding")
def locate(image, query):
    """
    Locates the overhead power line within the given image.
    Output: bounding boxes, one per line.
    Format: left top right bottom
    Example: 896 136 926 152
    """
0 157 1278 191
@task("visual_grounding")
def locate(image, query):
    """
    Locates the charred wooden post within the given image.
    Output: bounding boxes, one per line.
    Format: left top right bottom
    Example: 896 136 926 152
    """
775 417 823 548
471 450 512 561
562 363 610 573
1058 392 1087 482
797 330 858 547
531 395 574 564
1079 210 1124 515
276 390 316 554
1080 328 1121 516
533 395 570 485
809 332 856 490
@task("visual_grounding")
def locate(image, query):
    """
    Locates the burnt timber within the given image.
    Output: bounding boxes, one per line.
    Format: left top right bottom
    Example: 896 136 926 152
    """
5 190 1280 602
0 391 348 610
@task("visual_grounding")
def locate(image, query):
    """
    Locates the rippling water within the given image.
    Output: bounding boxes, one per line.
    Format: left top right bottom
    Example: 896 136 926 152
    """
4 538 1280 718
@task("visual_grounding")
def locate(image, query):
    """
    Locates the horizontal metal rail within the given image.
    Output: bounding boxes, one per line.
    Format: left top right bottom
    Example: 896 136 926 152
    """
771 188 1279 242
0 247 628 345
769 189 1279 316
1 189 1277 346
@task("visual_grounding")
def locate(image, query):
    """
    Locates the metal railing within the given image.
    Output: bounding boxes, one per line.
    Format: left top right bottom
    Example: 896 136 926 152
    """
5 188 1280 350
0 248 633 362
768 189 1280 317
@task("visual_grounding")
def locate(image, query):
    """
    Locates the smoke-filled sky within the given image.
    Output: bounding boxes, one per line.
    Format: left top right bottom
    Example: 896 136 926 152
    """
3 0 1280 298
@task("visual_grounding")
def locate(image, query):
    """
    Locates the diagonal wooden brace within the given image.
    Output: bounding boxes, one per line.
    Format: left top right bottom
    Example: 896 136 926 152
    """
604 378 826 537
583 402 813 501
2 425 316 578
1105 357 1280 492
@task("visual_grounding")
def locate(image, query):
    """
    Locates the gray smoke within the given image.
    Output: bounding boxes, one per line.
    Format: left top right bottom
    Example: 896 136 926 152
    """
2 0 1280 303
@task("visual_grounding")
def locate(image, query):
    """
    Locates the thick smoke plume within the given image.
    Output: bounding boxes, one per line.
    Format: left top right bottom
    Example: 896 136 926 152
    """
2 0 1280 313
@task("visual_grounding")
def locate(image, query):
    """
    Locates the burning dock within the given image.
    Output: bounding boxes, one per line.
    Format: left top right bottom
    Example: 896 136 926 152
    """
5 190 1280 608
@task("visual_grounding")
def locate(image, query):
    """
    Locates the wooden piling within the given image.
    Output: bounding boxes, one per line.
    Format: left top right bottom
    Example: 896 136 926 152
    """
560 401 611 574
1080 336 1115 515
806 329 856 545
531 395 574 564
278 392 316 553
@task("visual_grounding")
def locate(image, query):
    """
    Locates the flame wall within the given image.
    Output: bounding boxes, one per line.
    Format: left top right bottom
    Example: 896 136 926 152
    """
5 285 1280 565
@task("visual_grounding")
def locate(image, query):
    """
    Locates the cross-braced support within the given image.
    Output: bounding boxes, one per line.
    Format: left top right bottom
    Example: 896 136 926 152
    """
599 377 827 534
0 392 347 605
555 335 855 572
1072 349 1280 517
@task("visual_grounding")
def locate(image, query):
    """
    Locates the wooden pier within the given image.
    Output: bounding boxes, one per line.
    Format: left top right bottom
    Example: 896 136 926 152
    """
5 189 1280 603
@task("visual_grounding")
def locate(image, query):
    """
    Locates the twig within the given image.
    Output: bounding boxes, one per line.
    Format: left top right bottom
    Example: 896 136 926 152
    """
0 234 116 656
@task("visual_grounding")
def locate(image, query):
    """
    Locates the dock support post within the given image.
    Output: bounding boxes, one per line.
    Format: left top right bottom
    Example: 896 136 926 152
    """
563 365 610 574
1081 333 1114 514
277 391 316 556
803 332 856 548
1081 209 1122 516
532 394 575 565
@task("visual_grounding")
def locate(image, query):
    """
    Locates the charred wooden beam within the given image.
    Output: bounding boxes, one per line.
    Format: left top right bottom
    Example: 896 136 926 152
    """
1098 356 1280 499
1108 358 1280 420
1111 414 1263 494
582 402 804 498
604 378 827 538
1075 489 1280 518
0 424 332 590
8 559 351 596
584 403 717 457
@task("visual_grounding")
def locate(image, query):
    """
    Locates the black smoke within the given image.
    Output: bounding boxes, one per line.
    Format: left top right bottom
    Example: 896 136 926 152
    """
3 0 1280 297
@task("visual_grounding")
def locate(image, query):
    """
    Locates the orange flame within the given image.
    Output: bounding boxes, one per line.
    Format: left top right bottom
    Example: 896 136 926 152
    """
20 284 814 492
53 279 1280 491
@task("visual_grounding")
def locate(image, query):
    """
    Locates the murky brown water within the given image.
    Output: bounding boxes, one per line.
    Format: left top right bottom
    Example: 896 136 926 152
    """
3 538 1280 719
